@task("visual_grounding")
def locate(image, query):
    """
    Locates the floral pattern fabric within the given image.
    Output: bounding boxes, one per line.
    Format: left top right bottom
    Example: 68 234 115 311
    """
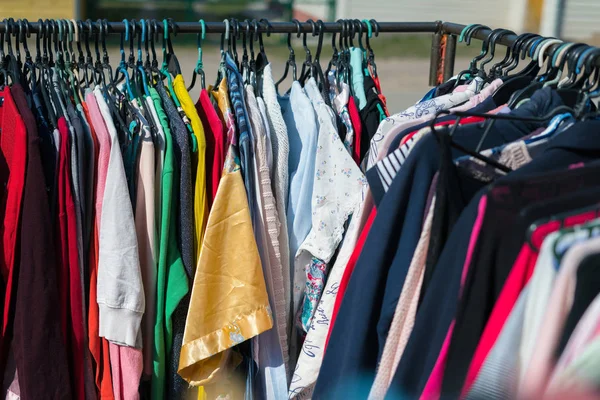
367 77 484 168
295 78 368 333
327 71 354 153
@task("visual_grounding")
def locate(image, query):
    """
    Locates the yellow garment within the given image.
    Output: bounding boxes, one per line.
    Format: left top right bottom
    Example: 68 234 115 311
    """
178 78 272 387
173 74 207 263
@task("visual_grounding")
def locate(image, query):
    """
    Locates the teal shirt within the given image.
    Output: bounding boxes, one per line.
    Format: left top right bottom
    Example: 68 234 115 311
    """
350 47 368 110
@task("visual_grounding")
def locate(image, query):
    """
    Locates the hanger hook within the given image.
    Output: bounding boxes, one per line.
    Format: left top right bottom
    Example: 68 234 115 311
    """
221 19 229 55
369 19 379 37
129 19 137 67
314 20 325 62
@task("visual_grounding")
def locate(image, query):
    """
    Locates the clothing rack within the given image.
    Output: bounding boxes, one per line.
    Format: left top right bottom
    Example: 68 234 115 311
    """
0 19 567 87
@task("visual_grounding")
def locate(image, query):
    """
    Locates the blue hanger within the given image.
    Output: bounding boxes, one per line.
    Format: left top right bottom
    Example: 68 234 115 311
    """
525 112 573 144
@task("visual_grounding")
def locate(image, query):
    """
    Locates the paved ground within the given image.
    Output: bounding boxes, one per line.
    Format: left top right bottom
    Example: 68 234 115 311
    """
107 45 471 112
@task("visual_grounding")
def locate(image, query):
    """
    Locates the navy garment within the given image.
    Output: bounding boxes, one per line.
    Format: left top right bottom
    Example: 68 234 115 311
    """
225 53 257 230
391 119 600 398
441 121 600 396
366 97 499 207
314 88 564 400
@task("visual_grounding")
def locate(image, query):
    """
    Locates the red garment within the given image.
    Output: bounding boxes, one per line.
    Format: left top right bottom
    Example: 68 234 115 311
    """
326 207 377 350
82 100 115 399
368 65 389 116
400 116 486 146
57 117 86 400
460 211 599 398
348 96 362 164
195 89 225 209
0 87 27 372
11 84 72 399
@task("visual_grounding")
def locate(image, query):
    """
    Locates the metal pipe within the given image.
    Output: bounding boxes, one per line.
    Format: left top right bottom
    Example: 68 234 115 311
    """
442 22 518 47
429 32 442 86
443 34 457 81
0 20 440 35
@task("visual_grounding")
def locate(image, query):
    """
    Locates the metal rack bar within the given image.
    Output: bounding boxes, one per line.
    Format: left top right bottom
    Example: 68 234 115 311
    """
0 20 442 35
441 22 518 47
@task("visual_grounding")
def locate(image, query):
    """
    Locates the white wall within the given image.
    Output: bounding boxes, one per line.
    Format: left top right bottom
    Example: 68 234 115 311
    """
333 0 529 32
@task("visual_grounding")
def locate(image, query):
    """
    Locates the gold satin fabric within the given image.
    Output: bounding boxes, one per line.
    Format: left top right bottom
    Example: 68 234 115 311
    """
179 78 272 388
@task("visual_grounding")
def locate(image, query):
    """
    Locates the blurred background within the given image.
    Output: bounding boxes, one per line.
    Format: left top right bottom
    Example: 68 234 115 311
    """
1 0 597 109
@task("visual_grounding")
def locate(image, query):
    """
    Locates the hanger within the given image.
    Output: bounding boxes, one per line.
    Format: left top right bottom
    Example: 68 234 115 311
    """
255 18 271 75
276 18 299 93
147 19 164 86
506 37 566 107
115 19 135 100
577 47 600 94
452 24 491 87
241 20 250 83
18 19 35 90
62 19 83 105
160 19 182 108
489 35 544 105
12 19 22 70
247 19 258 90
558 44 591 89
525 202 600 252
187 19 205 91
165 18 182 78
311 20 327 92
335 19 349 88
37 19 56 128
478 29 515 79
133 19 151 98
354 19 365 56
4 18 21 85
324 20 339 80
229 18 240 70
491 33 537 77
97 19 130 136
298 19 313 84
0 21 9 85
214 19 229 88
430 104 577 174
572 48 600 117
364 19 379 78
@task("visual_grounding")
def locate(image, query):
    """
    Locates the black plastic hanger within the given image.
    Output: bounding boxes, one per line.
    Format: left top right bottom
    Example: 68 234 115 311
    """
229 18 240 70
255 18 271 92
479 29 515 79
255 18 271 74
18 19 35 90
298 19 313 84
452 24 490 87
241 20 250 81
4 18 21 84
276 19 298 93
165 18 182 78
489 33 533 78
430 104 577 172
247 19 258 90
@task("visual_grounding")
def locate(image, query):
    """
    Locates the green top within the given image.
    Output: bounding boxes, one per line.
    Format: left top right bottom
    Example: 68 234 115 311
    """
149 87 187 400
350 47 368 110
